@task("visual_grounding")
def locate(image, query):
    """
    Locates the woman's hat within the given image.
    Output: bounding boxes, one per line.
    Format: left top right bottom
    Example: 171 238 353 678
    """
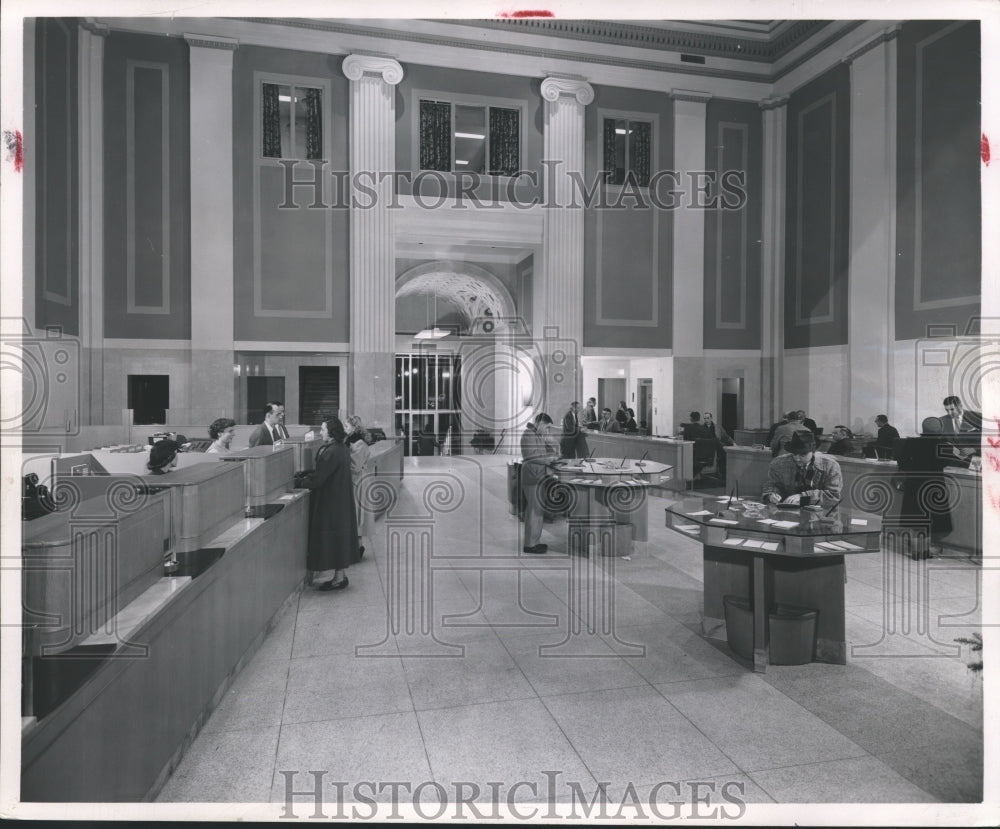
148 439 180 469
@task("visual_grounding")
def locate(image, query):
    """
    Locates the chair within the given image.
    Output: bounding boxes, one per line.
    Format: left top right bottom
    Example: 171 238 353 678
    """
693 438 721 481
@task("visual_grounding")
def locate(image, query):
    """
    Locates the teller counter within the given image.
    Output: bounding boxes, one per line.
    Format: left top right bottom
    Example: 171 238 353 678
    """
724 446 982 558
20 444 311 802
579 432 694 491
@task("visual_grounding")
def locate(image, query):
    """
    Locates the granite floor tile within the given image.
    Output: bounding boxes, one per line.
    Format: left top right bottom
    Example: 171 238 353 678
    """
156 726 280 802
416 699 597 802
292 601 399 658
655 674 869 772
270 712 431 805
873 731 984 803
201 659 289 734
501 628 648 696
600 773 776 811
541 685 739 785
401 636 537 710
615 622 746 682
282 653 413 724
748 755 937 802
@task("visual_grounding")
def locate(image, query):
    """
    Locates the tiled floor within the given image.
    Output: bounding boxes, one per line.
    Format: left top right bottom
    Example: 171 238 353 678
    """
157 455 984 808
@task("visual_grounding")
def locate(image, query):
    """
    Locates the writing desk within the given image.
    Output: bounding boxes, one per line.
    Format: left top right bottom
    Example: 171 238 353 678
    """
665 496 882 671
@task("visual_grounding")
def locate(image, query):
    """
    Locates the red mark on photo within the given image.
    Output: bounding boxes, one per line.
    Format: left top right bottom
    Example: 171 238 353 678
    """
982 133 991 166
497 10 555 18
3 129 23 172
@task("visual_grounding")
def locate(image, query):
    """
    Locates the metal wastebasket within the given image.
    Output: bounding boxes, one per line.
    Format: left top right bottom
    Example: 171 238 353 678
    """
768 604 818 665
722 595 754 660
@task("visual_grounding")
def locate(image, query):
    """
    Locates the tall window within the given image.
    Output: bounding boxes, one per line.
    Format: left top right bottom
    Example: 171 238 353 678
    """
419 99 520 176
603 118 652 186
262 82 324 159
395 354 463 457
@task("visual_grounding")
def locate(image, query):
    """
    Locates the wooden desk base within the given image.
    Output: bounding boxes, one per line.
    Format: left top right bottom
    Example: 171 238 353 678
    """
702 544 847 672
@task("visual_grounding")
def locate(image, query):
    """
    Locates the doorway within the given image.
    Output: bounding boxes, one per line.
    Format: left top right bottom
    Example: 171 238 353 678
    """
299 367 340 427
636 378 653 433
127 375 169 425
246 376 285 426
598 378 626 418
717 378 743 436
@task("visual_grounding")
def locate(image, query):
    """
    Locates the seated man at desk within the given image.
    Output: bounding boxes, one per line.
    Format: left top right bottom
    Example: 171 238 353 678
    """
864 414 899 459
825 425 858 457
762 430 843 507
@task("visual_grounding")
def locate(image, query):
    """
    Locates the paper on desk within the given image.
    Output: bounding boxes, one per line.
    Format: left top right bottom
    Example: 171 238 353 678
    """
772 520 799 529
723 537 744 546
687 510 713 516
850 518 868 526
760 542 780 551
710 518 739 525
742 539 765 549
674 523 700 532
756 518 778 525
837 541 865 551
814 541 840 552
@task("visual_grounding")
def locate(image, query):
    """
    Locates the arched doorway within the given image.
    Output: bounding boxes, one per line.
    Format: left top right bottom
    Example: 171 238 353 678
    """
395 261 534 455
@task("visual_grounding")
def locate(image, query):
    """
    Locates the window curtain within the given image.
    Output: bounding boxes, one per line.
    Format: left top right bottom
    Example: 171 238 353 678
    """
304 88 323 160
419 100 452 171
262 83 282 158
629 121 652 187
488 107 519 177
603 118 619 184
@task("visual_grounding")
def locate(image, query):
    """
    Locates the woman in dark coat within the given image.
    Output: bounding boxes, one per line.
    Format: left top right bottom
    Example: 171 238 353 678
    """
294 417 359 590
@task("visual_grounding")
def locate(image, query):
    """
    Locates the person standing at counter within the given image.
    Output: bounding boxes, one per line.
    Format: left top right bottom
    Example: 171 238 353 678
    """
206 418 236 454
521 413 558 554
762 430 843 507
560 401 589 459
681 412 710 441
346 414 373 559
770 411 806 457
248 403 283 447
865 414 899 459
615 402 630 430
294 417 359 591
582 398 598 430
702 411 733 477
797 409 820 437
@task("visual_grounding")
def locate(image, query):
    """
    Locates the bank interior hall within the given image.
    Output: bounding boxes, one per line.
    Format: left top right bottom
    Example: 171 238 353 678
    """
10 15 992 816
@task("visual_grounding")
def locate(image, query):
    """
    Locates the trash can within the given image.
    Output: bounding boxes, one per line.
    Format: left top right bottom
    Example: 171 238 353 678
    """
722 595 754 660
768 604 818 665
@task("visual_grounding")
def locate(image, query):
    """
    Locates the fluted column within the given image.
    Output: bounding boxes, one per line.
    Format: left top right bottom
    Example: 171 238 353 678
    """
186 34 238 423
759 96 788 428
540 76 593 417
846 28 900 433
344 55 403 432
79 20 108 425
670 90 711 426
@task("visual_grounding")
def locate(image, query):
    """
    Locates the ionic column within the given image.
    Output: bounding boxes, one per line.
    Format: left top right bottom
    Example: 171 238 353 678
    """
78 20 109 425
343 55 403 432
186 34 238 423
846 28 900 431
759 96 788 428
540 77 593 417
670 90 712 425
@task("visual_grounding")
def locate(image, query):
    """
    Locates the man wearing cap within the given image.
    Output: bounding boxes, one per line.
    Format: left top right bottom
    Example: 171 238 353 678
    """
762 430 843 507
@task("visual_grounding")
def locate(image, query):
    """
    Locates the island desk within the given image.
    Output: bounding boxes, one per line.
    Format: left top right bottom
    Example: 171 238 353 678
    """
666 496 882 672
549 458 673 555
724 446 982 558
580 432 694 491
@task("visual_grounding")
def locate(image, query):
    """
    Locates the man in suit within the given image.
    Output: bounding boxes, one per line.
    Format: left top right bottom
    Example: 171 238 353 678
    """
941 396 982 433
271 401 291 439
865 414 899 459
581 397 598 430
681 411 711 441
520 413 558 554
598 408 620 432
941 396 982 464
702 411 733 477
248 402 284 447
770 412 806 457
560 401 589 459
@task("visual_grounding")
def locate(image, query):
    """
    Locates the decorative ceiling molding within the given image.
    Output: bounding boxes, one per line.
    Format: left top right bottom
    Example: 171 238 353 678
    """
841 24 902 64
443 18 832 62
183 33 238 50
396 261 516 331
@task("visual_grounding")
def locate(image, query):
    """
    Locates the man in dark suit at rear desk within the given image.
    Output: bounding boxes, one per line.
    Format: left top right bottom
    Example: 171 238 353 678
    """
864 414 899 459
248 402 284 447
940 395 982 466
